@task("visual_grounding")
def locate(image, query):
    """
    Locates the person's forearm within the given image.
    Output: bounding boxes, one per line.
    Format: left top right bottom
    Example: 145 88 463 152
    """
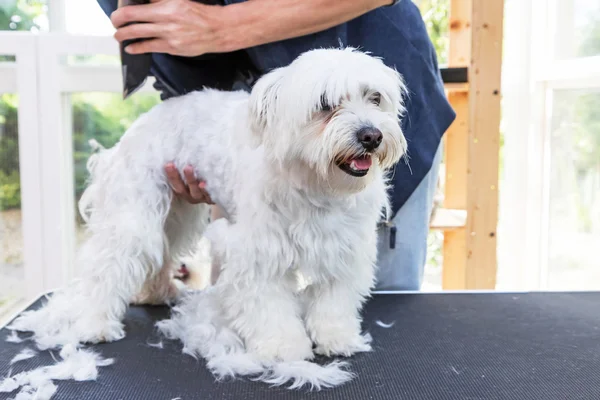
221 0 392 52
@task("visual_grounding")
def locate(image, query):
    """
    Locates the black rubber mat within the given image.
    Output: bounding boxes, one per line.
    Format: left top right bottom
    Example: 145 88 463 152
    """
2 292 600 399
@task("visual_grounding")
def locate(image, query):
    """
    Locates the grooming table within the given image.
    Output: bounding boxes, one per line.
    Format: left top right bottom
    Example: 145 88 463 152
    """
1 292 600 399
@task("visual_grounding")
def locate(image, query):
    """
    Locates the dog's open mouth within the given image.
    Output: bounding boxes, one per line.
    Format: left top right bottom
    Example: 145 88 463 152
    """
337 155 372 177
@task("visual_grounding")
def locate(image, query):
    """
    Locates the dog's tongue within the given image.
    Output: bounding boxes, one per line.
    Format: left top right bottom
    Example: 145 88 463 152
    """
350 156 372 170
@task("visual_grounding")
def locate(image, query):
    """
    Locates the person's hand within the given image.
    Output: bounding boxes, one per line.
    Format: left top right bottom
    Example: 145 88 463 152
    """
111 0 233 56
165 163 214 205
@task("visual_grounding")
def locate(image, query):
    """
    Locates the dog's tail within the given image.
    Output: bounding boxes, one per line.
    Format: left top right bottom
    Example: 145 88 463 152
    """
85 139 110 178
156 289 355 390
78 139 116 223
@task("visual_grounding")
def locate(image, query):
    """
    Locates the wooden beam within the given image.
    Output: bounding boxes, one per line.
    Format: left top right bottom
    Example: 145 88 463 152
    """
448 0 472 67
442 0 503 289
465 0 503 288
442 0 472 289
444 82 469 93
442 91 469 289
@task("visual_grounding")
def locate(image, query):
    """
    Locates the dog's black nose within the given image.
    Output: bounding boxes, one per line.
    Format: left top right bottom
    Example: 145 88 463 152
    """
356 127 383 151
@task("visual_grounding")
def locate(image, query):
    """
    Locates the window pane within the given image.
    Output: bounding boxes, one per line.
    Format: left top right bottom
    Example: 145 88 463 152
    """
0 94 25 318
554 1 600 59
547 89 600 290
70 92 161 252
0 0 48 32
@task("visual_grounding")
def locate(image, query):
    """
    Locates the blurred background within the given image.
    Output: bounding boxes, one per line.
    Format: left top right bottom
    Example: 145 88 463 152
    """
0 0 599 320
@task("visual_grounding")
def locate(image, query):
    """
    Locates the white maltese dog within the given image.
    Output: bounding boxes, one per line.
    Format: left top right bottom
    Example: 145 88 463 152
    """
11 48 407 389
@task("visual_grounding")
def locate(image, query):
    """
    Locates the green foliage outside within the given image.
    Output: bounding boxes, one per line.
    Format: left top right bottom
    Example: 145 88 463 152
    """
0 1 44 210
0 0 45 32
0 95 20 210
418 0 449 65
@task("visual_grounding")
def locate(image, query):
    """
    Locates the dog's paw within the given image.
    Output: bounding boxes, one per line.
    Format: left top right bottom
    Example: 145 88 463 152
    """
248 333 314 363
131 280 181 306
313 332 372 358
81 315 125 344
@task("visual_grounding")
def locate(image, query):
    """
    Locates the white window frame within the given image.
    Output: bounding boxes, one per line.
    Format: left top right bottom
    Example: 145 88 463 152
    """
37 33 156 291
501 0 600 291
0 34 44 300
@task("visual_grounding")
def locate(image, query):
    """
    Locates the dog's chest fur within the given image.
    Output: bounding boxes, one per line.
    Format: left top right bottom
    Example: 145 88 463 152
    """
267 180 388 283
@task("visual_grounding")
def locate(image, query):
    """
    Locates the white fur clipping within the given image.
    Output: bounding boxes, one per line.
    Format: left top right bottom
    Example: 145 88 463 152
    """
0 344 114 400
147 341 164 349
10 348 38 365
375 320 395 329
6 381 57 400
6 331 25 344
156 289 354 390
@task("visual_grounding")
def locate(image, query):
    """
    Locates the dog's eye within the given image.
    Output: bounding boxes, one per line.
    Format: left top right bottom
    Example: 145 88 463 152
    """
320 95 333 112
370 92 381 107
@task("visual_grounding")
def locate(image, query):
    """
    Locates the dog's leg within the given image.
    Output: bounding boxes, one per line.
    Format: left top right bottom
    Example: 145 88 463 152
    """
220 278 314 362
10 172 173 348
206 219 314 362
164 198 210 260
131 261 180 305
133 199 211 305
303 266 375 358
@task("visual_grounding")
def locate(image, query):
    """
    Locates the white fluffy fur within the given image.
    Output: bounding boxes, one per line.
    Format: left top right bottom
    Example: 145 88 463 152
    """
6 330 26 344
10 48 407 389
0 344 113 399
10 348 38 365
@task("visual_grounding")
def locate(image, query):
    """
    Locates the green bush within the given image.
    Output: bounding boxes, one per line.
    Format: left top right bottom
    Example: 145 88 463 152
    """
0 170 21 210
0 95 20 211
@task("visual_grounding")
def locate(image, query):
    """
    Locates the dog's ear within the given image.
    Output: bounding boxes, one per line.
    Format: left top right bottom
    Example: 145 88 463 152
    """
248 67 285 145
384 65 408 118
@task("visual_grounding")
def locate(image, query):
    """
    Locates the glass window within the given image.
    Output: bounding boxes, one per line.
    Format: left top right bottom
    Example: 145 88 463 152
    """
546 89 600 290
554 0 600 59
70 92 161 252
0 93 25 318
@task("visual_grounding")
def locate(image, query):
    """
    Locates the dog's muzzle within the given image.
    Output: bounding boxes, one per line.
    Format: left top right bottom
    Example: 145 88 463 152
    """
337 154 373 177
356 127 382 152
335 127 382 177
